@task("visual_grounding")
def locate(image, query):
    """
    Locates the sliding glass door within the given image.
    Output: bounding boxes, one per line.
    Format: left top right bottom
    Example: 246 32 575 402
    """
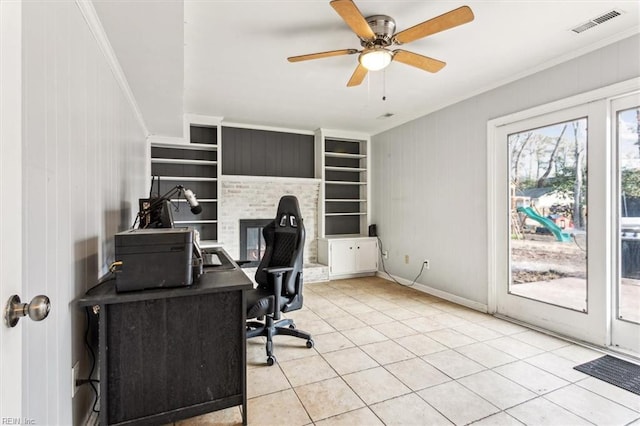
495 102 607 345
492 88 640 354
612 93 640 353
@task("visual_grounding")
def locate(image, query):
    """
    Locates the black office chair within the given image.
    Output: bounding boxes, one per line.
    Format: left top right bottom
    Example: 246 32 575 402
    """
245 195 314 366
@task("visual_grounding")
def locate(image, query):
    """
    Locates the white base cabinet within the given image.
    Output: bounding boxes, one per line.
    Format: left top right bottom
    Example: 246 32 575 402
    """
318 237 378 278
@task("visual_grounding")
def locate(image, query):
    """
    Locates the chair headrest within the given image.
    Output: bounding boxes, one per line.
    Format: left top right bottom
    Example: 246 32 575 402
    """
276 196 302 229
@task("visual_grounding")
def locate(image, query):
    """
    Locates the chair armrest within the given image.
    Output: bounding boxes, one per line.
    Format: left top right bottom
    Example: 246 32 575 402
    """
262 266 293 319
263 266 294 274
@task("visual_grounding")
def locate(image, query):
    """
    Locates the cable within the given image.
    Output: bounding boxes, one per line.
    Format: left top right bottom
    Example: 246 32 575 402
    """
409 262 427 286
84 273 116 295
149 175 155 199
131 214 139 229
376 236 427 287
571 233 586 252
83 307 100 413
108 261 122 273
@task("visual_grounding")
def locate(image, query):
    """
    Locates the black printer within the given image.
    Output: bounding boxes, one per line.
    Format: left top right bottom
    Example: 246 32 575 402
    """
114 227 202 292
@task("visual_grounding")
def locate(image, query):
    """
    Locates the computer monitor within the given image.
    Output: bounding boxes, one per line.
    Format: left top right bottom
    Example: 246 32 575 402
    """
138 198 175 229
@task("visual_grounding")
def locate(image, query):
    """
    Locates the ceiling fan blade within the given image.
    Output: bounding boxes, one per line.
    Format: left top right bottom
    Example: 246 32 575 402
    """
330 0 375 40
393 50 446 73
394 6 474 44
288 49 358 62
347 64 368 87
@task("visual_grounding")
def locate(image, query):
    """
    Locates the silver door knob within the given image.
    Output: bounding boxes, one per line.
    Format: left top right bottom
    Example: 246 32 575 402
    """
4 294 51 328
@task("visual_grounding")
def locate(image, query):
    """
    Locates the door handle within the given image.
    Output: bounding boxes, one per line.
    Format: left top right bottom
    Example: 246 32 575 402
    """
4 294 51 328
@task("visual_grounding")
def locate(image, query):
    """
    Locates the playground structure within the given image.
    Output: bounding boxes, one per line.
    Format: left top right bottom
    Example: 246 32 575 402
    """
516 206 572 242
510 183 573 242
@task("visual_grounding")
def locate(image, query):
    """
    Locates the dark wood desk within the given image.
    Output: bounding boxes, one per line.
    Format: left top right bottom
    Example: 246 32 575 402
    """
77 248 253 426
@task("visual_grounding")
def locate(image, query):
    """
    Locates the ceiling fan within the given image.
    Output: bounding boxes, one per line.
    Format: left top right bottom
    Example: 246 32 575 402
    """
287 0 474 87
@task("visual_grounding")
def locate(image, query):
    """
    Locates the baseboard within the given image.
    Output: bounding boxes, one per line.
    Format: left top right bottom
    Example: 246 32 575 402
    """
493 313 640 364
329 271 377 280
376 271 488 313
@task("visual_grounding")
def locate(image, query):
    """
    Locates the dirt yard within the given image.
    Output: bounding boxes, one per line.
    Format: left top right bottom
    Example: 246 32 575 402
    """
511 232 639 321
511 233 587 283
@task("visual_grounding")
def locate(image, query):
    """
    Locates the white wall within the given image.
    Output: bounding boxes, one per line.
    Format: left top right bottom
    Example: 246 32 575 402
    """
0 0 24 419
21 1 147 424
371 34 640 306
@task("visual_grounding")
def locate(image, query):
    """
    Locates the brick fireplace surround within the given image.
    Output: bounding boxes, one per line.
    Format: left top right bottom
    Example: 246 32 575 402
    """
219 175 328 282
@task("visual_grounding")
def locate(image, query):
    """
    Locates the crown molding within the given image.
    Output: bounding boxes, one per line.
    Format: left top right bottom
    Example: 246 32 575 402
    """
372 28 640 136
75 0 148 136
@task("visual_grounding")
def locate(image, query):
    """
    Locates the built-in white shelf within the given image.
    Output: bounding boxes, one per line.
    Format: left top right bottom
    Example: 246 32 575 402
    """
170 198 217 203
151 124 219 242
161 176 217 182
325 181 367 185
174 220 218 224
151 142 217 151
325 212 366 217
152 158 217 166
324 152 366 159
319 134 370 237
324 166 366 172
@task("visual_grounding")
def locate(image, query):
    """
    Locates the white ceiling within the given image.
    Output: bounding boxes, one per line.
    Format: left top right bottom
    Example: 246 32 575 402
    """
93 0 640 138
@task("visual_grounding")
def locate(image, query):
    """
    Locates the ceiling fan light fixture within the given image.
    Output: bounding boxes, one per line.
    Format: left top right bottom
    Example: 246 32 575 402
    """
359 48 392 71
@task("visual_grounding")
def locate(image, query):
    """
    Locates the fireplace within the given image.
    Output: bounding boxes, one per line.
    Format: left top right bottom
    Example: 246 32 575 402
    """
239 219 272 267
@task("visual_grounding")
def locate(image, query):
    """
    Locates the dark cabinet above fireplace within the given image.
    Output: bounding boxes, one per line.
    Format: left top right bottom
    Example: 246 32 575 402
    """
222 127 314 178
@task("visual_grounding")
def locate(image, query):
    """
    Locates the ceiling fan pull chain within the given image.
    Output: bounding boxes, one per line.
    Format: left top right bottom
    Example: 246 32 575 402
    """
382 69 387 101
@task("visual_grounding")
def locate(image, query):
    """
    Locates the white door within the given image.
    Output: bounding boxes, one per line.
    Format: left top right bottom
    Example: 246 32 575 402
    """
355 238 378 272
494 101 609 345
611 92 640 353
0 0 23 417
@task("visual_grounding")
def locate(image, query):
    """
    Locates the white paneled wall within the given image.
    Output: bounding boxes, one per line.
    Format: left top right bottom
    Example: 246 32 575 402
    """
22 2 147 424
371 34 640 307
0 0 24 419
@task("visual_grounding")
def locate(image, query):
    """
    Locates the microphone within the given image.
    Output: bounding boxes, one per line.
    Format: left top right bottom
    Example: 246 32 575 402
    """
183 188 202 214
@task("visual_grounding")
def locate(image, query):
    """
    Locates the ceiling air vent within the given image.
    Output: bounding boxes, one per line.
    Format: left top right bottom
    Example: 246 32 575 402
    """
572 21 597 34
592 10 621 24
571 9 623 34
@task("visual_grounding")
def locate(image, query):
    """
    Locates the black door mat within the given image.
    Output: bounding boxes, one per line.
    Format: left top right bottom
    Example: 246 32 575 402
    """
574 355 640 395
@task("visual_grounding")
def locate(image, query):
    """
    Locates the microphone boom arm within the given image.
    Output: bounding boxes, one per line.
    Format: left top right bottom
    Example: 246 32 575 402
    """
137 184 185 222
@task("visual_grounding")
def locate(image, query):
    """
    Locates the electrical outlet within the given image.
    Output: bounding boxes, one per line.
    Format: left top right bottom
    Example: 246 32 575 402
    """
382 250 388 259
423 259 430 270
404 255 409 264
72 361 79 398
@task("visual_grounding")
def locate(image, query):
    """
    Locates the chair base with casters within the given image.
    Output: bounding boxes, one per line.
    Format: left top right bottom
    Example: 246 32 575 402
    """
246 266 314 366
246 317 314 366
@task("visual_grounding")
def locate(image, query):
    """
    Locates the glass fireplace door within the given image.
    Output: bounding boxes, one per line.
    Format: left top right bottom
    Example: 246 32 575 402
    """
239 219 271 266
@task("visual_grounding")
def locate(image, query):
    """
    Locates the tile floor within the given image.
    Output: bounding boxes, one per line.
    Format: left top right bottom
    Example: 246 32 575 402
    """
176 276 640 426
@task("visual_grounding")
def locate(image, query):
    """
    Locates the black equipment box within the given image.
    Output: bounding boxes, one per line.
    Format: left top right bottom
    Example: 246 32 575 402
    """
115 228 194 292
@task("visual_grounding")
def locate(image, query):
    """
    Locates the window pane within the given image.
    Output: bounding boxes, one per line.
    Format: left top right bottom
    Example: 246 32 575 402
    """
618 106 640 324
509 118 587 311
